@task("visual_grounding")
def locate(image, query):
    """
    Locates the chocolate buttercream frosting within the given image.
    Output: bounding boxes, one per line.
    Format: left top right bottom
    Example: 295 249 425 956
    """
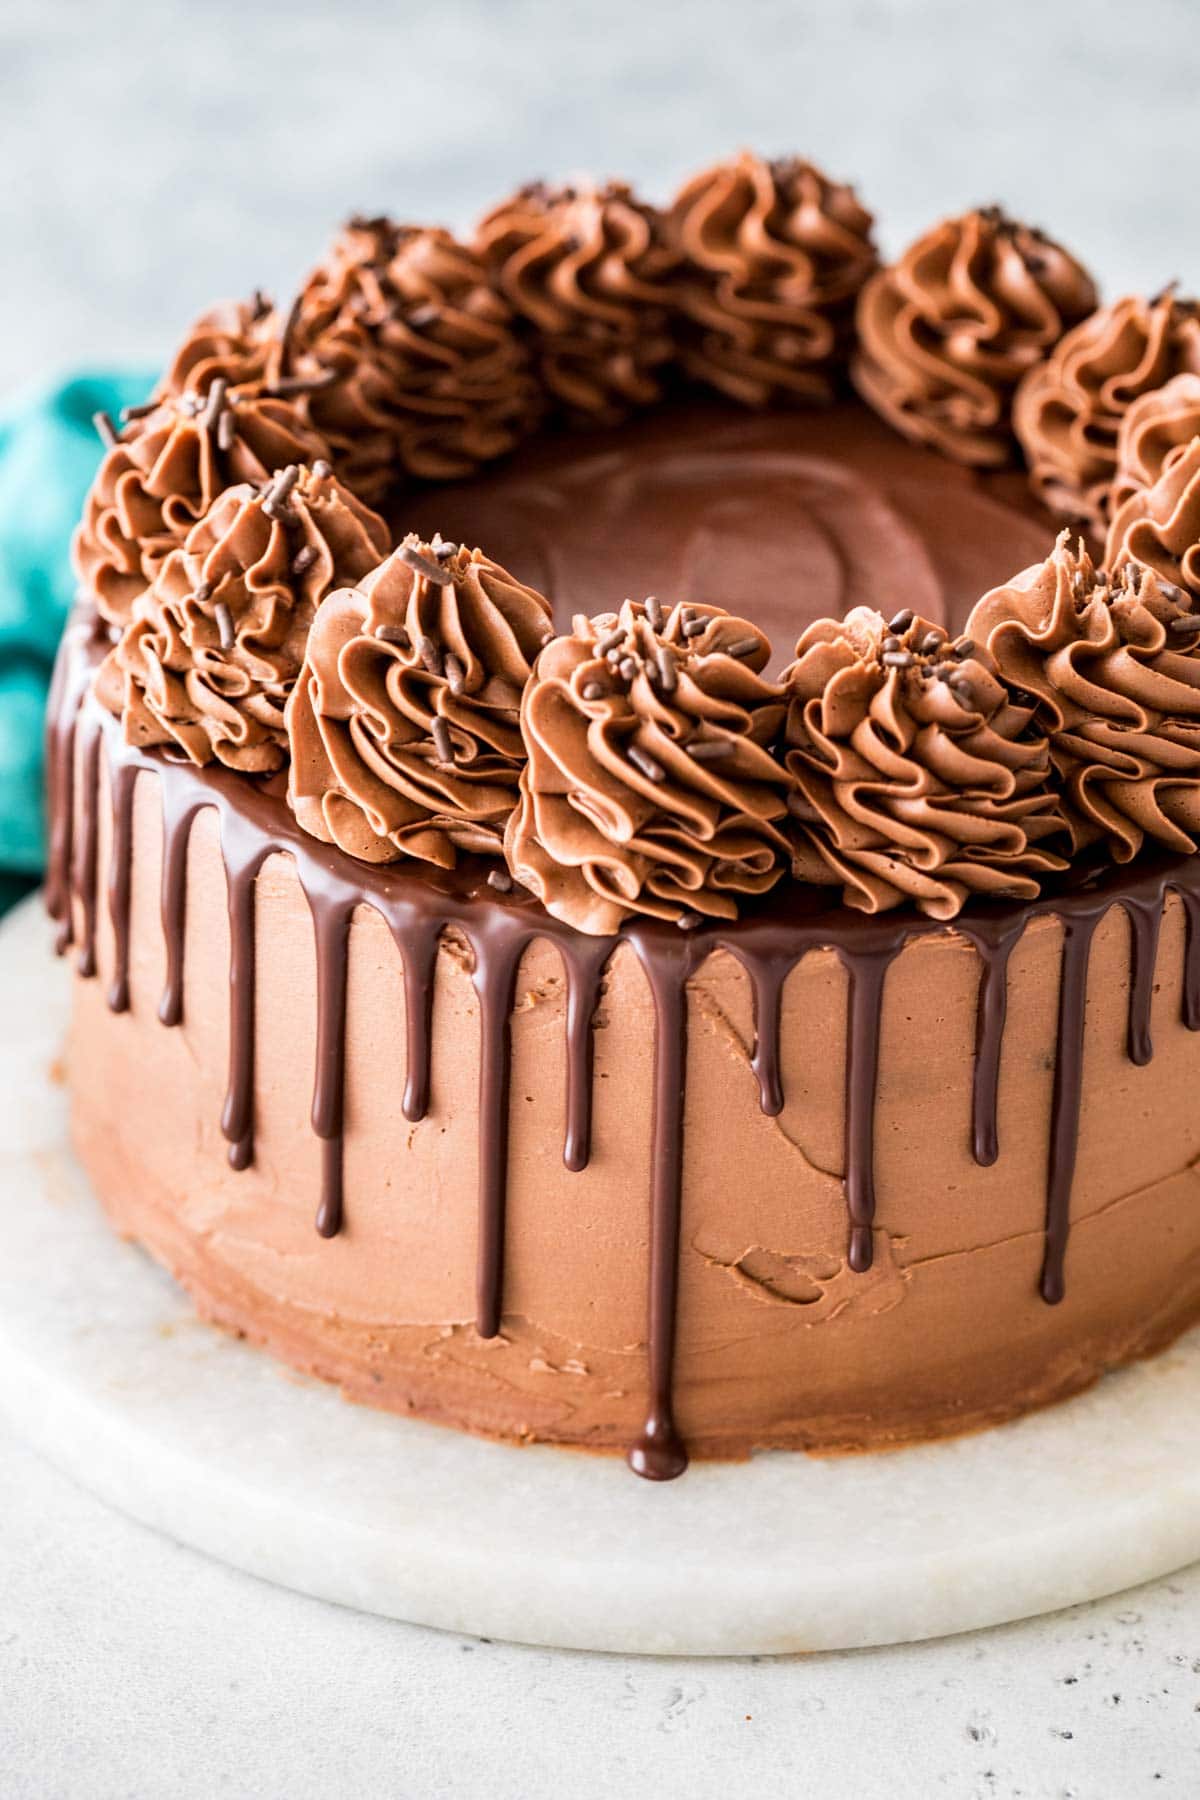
968 531 1200 860
473 181 679 422
95 462 389 772
667 151 876 407
1111 372 1200 506
504 597 792 934
853 207 1096 468
73 385 333 624
286 534 552 865
1013 289 1200 526
782 607 1068 918
1106 435 1200 599
284 217 537 502
159 294 282 398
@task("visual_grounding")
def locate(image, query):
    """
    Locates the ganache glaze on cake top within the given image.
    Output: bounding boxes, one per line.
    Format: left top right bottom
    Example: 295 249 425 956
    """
52 151 1200 1476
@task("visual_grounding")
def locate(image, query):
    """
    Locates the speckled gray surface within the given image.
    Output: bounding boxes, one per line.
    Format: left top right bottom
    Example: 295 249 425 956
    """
4 2 1200 1794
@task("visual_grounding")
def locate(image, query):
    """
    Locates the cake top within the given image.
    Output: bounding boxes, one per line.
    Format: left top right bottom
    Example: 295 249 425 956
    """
77 152 1200 935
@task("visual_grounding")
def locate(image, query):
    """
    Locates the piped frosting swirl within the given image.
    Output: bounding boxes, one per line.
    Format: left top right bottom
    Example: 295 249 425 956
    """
504 598 792 935
286 535 553 866
73 384 333 624
473 181 679 421
1013 289 1200 526
666 151 877 407
284 218 538 501
1111 372 1200 505
95 463 389 772
968 531 1200 860
1106 435 1200 600
783 607 1068 918
853 207 1097 467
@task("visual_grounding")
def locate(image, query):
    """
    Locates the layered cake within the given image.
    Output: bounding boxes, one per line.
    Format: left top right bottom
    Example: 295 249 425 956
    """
47 156 1200 1479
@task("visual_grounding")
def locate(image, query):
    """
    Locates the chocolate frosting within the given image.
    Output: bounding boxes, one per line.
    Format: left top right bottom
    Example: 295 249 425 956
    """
783 607 1067 918
1107 434 1200 599
73 385 333 624
853 207 1096 468
286 217 537 501
1111 372 1200 505
473 181 679 421
159 294 282 398
968 531 1200 860
1013 290 1200 526
667 151 877 407
504 597 791 934
286 535 552 865
95 463 389 772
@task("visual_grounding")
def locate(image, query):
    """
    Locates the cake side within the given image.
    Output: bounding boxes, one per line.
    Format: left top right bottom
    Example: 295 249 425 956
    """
56 641 1200 1464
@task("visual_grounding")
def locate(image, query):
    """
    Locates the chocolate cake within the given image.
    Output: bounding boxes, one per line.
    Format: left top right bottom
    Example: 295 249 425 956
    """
47 155 1200 1479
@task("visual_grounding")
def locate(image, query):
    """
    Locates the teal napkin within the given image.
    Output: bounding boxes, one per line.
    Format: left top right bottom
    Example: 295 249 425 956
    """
0 371 155 906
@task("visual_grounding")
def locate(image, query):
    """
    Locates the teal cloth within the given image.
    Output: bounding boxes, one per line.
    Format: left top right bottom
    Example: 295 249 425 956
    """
0 371 155 899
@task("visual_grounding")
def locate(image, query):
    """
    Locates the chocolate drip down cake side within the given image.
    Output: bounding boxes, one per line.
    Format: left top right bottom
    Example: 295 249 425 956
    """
50 162 1200 1478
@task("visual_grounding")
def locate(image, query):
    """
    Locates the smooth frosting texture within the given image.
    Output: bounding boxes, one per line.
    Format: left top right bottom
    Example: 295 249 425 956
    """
667 151 876 406
158 294 282 397
969 532 1200 860
853 207 1096 468
73 385 332 624
287 535 552 864
1107 435 1200 599
285 217 538 500
96 463 389 772
1013 290 1200 526
473 181 678 421
783 607 1067 918
506 597 791 933
1112 372 1200 504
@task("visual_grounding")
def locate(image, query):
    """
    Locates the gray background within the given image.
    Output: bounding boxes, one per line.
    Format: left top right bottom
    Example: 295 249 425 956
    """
3 0 1198 393
4 2 1200 1795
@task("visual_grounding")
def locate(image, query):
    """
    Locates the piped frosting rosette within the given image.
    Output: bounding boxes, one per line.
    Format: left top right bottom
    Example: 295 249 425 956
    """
286 535 553 867
667 151 877 406
474 181 679 421
95 462 389 773
782 607 1069 918
968 531 1200 860
1107 435 1200 599
1013 289 1200 526
282 217 539 500
853 207 1096 467
73 381 333 624
504 597 793 935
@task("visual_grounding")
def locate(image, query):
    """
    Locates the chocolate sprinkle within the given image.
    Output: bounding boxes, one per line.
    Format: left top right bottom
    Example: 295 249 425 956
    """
430 716 454 765
882 650 915 668
688 737 733 762
888 608 915 634
487 868 513 893
119 400 159 424
627 744 666 783
375 623 411 647
723 636 760 658
596 625 626 657
445 653 466 695
644 595 664 630
399 542 454 587
291 545 317 577
682 617 708 639
581 681 607 701
655 646 678 693
417 636 444 676
93 411 119 449
213 601 235 652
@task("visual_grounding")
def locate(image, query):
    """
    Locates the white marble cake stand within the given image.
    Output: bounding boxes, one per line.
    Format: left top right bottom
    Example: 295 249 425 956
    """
2 895 1200 1656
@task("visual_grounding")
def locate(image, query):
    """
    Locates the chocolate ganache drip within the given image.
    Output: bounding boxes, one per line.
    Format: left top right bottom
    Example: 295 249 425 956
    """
666 151 877 407
73 385 334 625
95 462 389 773
1013 289 1200 527
287 534 553 865
782 607 1069 918
473 180 679 422
968 531 1200 861
505 597 792 934
283 217 539 501
853 207 1097 468
1106 434 1200 599
1111 372 1200 506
